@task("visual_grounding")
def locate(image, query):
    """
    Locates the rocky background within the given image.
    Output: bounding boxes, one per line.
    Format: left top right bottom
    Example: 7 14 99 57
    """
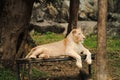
30 0 120 36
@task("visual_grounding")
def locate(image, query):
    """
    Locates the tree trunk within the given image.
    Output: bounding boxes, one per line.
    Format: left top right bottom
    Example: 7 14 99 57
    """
0 0 34 68
97 0 110 80
66 0 79 36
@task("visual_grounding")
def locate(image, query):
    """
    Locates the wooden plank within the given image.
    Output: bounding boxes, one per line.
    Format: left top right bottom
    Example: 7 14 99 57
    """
16 54 95 63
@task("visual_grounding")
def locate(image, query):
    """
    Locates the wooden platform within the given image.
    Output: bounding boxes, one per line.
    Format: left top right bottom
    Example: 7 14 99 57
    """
16 54 95 80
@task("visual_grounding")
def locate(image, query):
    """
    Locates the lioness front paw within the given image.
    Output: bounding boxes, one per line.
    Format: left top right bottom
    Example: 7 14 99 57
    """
86 59 92 64
29 55 36 59
76 62 82 68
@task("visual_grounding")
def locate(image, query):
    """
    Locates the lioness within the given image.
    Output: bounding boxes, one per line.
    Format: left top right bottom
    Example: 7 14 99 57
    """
26 28 92 68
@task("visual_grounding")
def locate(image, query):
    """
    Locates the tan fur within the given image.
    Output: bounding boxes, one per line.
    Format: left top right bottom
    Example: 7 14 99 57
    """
25 28 92 68
63 38 67 46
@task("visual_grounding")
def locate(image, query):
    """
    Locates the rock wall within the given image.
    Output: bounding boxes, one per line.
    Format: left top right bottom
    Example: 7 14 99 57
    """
29 0 120 37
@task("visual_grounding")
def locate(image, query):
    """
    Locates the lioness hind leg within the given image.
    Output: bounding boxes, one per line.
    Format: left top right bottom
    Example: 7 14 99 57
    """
29 48 44 58
25 48 37 58
38 54 49 59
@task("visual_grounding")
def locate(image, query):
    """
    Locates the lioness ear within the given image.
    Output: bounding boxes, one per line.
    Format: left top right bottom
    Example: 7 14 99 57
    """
72 29 76 35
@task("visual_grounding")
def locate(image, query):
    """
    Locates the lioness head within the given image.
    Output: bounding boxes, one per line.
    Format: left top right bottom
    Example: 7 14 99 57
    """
71 28 85 43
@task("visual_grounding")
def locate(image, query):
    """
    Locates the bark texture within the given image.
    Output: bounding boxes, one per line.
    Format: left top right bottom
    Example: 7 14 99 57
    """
66 0 79 36
0 0 34 68
97 0 110 80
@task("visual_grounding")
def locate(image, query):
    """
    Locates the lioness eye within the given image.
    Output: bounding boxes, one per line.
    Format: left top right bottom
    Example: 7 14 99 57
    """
78 33 81 35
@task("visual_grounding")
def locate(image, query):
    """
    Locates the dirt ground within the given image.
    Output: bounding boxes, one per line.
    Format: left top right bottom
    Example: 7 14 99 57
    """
33 58 94 80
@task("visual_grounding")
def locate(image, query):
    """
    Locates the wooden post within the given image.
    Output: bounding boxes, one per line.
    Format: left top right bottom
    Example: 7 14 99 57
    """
97 0 109 80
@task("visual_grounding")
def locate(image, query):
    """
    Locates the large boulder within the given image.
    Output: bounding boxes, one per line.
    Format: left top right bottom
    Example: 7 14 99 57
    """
31 2 44 22
57 0 69 22
108 0 120 13
78 21 97 36
60 21 97 36
108 13 120 22
94 21 120 36
29 21 65 34
107 21 120 36
78 0 98 20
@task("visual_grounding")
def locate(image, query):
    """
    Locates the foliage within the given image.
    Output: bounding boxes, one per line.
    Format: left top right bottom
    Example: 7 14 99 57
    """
32 67 47 79
30 31 64 45
0 67 16 80
108 51 120 79
84 35 120 51
107 36 120 51
84 35 97 49
0 66 47 80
